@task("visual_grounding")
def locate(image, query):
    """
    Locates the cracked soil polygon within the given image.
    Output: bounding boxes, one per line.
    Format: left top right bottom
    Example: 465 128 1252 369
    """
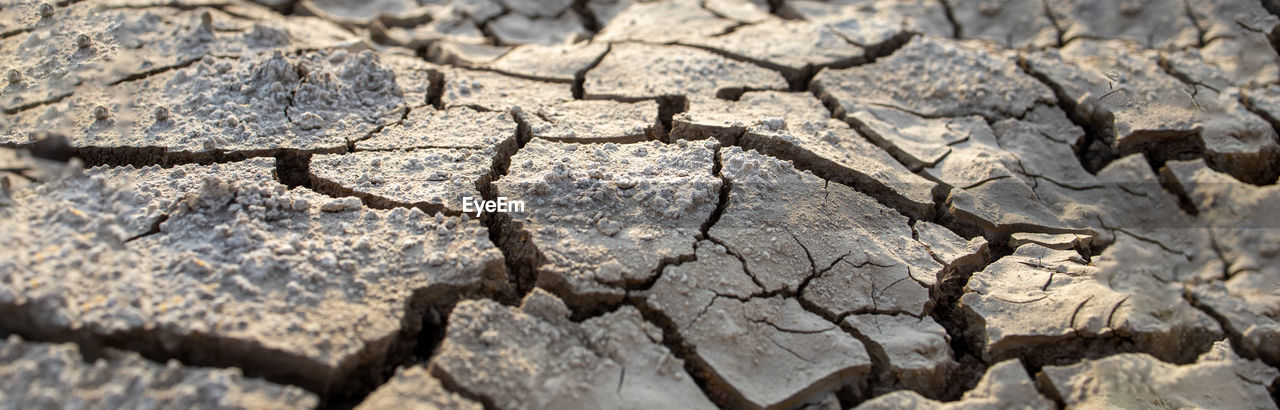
0 159 505 394
959 241 1223 367
712 147 939 311
527 99 659 143
357 106 519 151
355 366 481 410
1028 39 1280 184
583 43 787 101
672 92 938 219
949 0 1058 49
812 35 1056 120
1037 341 1279 408
1164 159 1280 367
640 245 871 410
785 0 952 45
482 41 609 83
7 49 406 162
493 139 720 307
0 335 319 409
855 359 1053 410
0 2 359 115
309 148 495 214
593 0 737 44
430 290 716 410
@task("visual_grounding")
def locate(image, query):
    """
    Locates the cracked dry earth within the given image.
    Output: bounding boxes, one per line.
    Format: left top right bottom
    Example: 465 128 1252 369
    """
3 0 1280 409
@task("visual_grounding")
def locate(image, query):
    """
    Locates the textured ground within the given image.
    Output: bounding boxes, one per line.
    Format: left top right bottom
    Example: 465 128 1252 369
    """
2 0 1280 408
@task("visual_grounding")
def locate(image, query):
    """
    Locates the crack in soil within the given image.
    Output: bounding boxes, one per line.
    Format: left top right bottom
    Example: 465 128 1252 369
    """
1016 53 1120 174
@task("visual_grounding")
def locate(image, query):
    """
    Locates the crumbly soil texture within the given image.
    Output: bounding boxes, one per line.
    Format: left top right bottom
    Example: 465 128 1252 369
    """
2 0 1280 409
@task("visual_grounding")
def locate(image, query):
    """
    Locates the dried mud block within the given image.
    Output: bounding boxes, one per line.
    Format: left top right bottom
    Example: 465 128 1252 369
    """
843 314 957 396
584 0 634 25
686 296 870 409
310 149 494 214
441 0 504 22
918 117 1020 190
670 92 831 146
0 163 506 394
7 49 406 162
912 221 990 275
430 290 716 410
1165 159 1280 366
640 240 764 331
678 19 865 85
1179 1 1280 87
484 41 610 82
501 0 574 18
843 105 975 172
785 0 952 45
949 0 1058 48
1037 341 1279 409
356 366 481 410
671 92 936 219
297 0 427 27
959 242 1223 367
240 0 294 9
991 112 1174 239
85 158 278 237
640 247 871 410
0 335 318 409
357 106 519 151
0 3 359 114
488 12 588 46
855 359 1053 410
703 0 771 24
0 5 206 112
595 0 738 44
1245 84 1280 138
938 106 1206 248
930 114 1084 235
1048 0 1200 48
986 106 1091 182
945 176 1077 236
1195 87 1280 186
494 139 720 307
1028 39 1280 184
1007 232 1091 251
438 67 573 111
1031 154 1206 250
583 43 787 101
382 52 443 109
1163 37 1280 91
712 148 940 312
375 7 489 49
240 8 365 52
527 100 659 143
742 119 937 220
812 36 1055 121
425 41 511 68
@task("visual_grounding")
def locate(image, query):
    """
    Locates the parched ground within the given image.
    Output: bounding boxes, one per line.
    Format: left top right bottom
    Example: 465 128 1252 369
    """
2 0 1280 408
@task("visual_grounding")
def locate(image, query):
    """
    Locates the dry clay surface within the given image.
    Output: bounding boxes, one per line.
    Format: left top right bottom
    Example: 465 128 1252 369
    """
2 0 1280 409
